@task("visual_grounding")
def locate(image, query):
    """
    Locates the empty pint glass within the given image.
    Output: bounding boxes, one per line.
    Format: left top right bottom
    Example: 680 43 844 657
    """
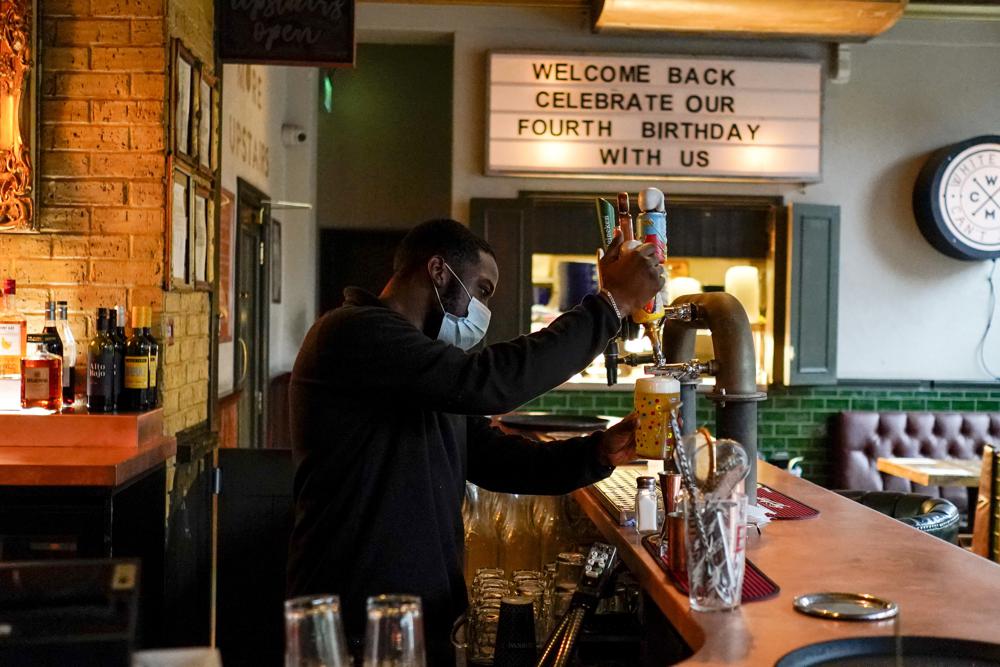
284 595 351 667
633 376 681 460
364 594 426 667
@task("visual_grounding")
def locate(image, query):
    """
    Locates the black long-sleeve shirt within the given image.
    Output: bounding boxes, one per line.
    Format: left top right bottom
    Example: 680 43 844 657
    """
287 287 620 661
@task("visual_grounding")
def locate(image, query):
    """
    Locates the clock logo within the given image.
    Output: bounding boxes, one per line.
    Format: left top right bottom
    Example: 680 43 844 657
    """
914 135 1000 261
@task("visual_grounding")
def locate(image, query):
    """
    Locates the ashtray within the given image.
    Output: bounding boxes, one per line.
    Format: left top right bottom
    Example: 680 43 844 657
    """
793 592 898 621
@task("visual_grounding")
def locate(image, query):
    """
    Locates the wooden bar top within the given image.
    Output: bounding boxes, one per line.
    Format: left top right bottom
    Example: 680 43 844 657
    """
0 437 176 487
574 462 1000 665
0 408 164 448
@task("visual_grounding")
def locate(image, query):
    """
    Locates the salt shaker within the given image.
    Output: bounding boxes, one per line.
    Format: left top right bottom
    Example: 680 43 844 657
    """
635 476 658 534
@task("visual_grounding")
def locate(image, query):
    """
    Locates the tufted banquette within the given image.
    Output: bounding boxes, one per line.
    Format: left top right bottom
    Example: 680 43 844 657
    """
834 411 1000 515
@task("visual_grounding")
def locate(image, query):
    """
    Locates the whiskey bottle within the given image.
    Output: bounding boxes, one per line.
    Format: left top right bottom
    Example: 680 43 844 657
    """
41 301 64 360
120 307 151 412
0 279 28 411
142 307 161 409
21 335 62 411
56 301 77 405
87 308 116 413
108 306 127 411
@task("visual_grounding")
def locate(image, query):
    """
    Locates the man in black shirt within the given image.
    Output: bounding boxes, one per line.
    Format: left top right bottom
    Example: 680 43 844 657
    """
288 219 662 663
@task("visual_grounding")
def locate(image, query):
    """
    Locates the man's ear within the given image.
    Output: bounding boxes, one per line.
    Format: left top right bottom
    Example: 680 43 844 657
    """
426 255 448 289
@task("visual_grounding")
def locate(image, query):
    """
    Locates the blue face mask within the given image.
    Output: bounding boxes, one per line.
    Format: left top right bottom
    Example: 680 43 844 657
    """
433 262 491 351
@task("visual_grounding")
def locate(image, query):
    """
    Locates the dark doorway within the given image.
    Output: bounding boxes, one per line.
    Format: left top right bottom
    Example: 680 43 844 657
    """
319 228 407 314
234 179 270 449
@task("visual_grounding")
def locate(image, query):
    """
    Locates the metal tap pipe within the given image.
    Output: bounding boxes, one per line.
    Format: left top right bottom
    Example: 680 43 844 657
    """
661 292 766 503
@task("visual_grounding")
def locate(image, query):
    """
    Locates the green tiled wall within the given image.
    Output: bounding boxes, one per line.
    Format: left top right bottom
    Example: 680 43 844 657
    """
519 384 1000 487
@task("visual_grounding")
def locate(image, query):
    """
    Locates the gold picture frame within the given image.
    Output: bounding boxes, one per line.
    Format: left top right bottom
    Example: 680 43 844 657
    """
0 0 37 231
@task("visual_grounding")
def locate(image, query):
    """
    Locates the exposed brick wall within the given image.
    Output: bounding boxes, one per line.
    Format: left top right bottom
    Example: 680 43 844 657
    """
167 0 213 70
1 0 218 440
159 0 216 437
0 1 167 366
161 291 209 435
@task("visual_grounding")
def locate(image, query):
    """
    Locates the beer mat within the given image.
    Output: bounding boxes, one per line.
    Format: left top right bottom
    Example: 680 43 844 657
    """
756 485 820 520
641 535 780 603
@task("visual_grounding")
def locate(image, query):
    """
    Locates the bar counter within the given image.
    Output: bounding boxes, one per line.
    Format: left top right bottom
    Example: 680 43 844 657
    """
573 462 1000 665
0 409 176 486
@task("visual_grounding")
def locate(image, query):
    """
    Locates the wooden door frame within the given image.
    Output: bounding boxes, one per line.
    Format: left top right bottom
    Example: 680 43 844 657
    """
234 178 271 449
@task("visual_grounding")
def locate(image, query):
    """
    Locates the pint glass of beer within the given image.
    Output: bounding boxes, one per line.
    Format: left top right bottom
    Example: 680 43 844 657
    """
633 376 681 460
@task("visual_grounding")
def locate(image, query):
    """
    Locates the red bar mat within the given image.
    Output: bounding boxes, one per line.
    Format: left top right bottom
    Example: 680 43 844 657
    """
756 484 820 520
641 535 780 603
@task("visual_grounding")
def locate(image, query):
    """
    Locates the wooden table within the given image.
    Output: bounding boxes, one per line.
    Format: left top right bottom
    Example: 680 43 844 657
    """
573 462 1000 666
877 456 982 532
876 457 982 488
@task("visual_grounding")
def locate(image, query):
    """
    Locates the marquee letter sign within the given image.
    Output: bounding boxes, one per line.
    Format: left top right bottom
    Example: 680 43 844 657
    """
487 52 822 182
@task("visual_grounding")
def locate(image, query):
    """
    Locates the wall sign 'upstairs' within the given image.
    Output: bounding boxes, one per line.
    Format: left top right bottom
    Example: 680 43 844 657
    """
487 52 822 182
219 0 355 67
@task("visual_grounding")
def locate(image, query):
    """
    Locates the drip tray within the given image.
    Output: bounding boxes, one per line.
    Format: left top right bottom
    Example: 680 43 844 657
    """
776 636 1000 666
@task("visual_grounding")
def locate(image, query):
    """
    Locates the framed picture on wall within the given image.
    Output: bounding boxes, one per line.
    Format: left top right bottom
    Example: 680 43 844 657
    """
197 73 215 174
271 220 282 304
172 41 196 162
168 166 191 288
193 185 210 285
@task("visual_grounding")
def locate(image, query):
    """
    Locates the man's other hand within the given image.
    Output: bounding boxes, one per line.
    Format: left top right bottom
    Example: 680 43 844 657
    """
597 412 638 467
599 230 665 315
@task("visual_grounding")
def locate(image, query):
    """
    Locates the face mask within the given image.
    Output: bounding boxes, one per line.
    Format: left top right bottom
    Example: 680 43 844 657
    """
433 262 491 351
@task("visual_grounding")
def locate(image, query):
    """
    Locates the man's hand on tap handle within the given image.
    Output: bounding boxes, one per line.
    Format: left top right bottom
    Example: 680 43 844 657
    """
598 229 665 316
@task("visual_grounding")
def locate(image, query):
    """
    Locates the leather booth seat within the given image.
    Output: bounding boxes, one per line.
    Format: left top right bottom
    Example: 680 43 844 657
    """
836 490 960 543
834 411 1000 515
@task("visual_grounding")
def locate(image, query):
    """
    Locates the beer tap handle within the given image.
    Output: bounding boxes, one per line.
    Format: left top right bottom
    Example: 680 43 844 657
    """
604 339 619 386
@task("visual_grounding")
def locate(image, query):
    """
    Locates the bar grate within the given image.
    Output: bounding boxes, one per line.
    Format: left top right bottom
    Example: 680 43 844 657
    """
591 465 663 526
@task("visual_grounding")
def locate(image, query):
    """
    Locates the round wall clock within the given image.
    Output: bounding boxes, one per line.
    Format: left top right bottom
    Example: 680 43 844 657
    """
913 135 1000 261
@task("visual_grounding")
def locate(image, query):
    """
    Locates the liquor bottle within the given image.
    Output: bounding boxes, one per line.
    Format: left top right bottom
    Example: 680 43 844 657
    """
108 306 127 411
56 301 77 405
0 279 28 411
41 301 64 360
87 308 116 413
142 307 161 409
21 334 62 411
120 307 151 412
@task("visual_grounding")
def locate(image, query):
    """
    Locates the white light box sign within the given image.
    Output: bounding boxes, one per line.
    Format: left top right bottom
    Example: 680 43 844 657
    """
487 53 822 182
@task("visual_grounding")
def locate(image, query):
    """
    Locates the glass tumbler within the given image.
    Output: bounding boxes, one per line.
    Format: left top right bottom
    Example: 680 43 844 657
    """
683 494 748 612
284 595 351 667
364 594 426 667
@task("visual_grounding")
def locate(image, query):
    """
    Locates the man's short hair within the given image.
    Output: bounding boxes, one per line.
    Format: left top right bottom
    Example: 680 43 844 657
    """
393 219 496 276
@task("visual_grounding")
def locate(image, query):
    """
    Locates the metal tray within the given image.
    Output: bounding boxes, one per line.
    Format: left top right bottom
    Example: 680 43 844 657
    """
793 592 898 621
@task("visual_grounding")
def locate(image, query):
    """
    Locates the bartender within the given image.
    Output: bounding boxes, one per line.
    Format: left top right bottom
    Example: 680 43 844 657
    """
288 218 662 663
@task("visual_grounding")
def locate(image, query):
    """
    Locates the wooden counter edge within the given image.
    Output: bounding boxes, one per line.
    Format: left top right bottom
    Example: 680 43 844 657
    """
576 464 1000 666
571 487 708 652
0 436 177 487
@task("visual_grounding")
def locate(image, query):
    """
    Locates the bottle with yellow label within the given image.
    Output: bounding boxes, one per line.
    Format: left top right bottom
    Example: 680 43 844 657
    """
120 307 151 412
142 307 161 408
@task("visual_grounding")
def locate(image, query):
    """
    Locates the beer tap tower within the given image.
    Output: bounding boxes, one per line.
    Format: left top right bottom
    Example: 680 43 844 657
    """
599 192 766 503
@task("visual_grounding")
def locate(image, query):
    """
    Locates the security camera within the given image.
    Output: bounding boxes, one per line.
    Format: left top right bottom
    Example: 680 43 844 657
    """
281 124 308 147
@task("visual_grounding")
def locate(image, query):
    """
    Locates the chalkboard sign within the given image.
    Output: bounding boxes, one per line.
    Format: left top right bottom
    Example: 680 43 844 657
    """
218 0 355 67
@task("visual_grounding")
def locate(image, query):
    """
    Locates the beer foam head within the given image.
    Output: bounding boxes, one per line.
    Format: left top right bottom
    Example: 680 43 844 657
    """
635 375 679 393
